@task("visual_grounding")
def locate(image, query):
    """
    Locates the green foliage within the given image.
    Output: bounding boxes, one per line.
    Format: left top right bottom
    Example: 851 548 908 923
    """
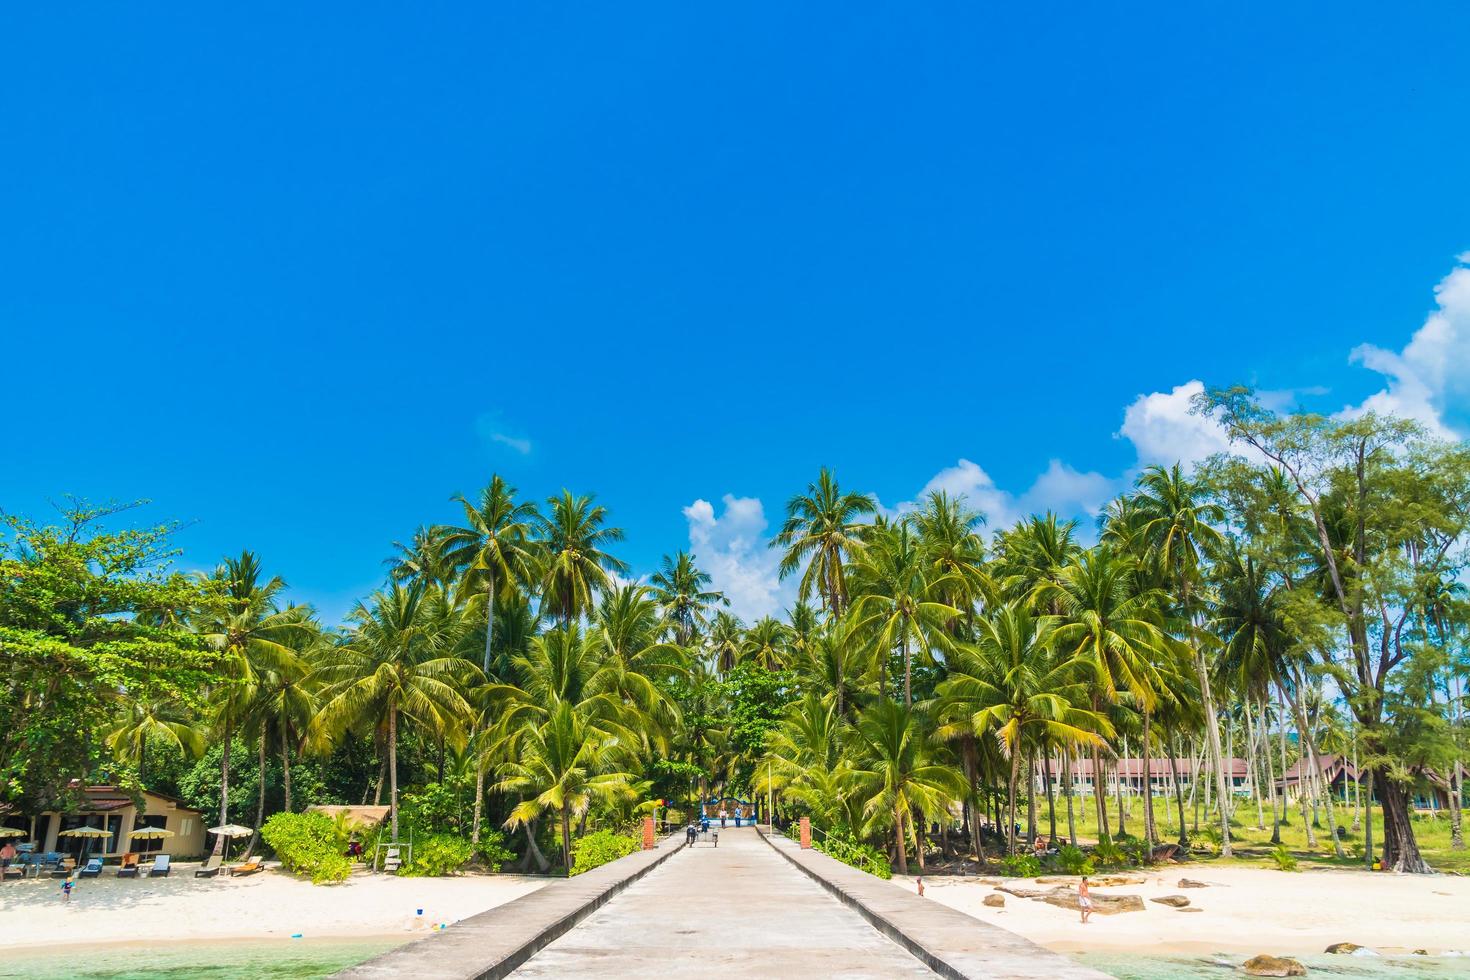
261 811 352 884
0 501 218 812
1049 844 1095 876
1270 844 1299 872
1000 853 1042 877
475 829 515 872
402 833 474 877
814 831 892 879
400 780 470 835
569 828 639 876
1091 833 1127 867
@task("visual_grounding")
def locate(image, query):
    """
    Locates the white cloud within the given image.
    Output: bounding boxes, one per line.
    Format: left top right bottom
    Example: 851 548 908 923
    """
1341 255 1470 440
1117 380 1234 467
474 411 533 455
683 494 794 621
886 457 1117 534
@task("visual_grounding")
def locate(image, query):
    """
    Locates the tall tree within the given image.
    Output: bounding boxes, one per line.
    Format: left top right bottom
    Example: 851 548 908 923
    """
650 551 726 646
773 468 876 616
437 476 540 673
535 491 629 625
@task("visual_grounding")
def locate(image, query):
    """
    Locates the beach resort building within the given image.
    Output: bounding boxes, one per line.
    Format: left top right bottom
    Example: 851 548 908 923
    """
1275 754 1455 812
1033 757 1253 797
1 785 207 859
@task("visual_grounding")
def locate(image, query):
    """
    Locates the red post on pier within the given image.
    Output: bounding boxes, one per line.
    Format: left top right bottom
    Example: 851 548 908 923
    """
799 816 811 849
642 815 656 850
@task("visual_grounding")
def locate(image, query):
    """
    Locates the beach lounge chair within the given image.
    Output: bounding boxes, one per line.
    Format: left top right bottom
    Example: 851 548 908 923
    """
117 853 141 878
78 858 103 878
50 857 76 879
147 854 171 877
227 860 262 877
194 852 222 878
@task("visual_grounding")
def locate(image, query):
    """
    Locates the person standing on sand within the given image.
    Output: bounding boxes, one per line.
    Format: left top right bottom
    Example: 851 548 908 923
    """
916 875 925 897
1078 876 1092 924
61 871 76 903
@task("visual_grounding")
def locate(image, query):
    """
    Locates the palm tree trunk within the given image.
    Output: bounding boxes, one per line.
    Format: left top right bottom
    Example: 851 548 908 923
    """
250 732 266 855
1043 752 1058 843
1006 747 1021 856
914 807 927 871
1264 698 1282 844
1063 748 1077 847
560 807 573 875
1142 708 1156 847
472 756 486 846
1089 714 1110 839
389 708 400 841
483 572 496 675
1114 748 1127 838
220 720 232 826
894 806 909 875
1025 748 1038 848
1168 745 1187 845
1193 642 1232 856
902 632 912 707
281 722 293 814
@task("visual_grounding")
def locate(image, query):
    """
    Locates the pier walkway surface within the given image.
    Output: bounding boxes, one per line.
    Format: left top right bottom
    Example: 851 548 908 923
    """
338 824 1107 979
510 825 935 978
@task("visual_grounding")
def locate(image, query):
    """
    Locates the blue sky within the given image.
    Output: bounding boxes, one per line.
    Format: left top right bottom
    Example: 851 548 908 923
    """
4 5 1470 623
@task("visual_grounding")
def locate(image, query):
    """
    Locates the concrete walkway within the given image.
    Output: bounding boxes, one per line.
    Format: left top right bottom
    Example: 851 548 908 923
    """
510 826 936 978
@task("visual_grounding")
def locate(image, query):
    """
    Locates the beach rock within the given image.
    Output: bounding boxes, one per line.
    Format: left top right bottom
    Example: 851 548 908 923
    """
1151 895 1191 907
1324 943 1361 954
1178 878 1211 888
975 877 1002 885
1177 906 1203 913
997 885 1052 899
1150 843 1182 862
983 893 1005 908
1040 891 1144 914
1412 950 1429 956
1242 954 1307 977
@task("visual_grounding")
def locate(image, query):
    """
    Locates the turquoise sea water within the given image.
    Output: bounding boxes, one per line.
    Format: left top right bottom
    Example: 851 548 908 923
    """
0 938 401 979
1075 951 1470 979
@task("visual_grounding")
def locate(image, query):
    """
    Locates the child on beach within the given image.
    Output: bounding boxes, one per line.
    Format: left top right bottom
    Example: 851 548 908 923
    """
61 871 76 903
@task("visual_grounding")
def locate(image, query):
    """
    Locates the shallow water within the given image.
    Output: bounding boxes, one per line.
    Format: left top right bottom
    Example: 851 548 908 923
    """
0 938 401 979
1075 951 1470 979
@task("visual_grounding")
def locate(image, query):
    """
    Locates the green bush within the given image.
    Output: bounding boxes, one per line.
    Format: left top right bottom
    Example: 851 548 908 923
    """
402 833 475 877
261 811 352 885
475 829 515 873
1049 844 1095 876
570 829 639 876
1270 844 1299 872
1000 853 1042 878
1091 833 1127 867
813 832 892 880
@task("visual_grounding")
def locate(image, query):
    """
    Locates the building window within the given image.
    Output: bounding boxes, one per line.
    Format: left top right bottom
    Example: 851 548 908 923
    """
181 817 193 837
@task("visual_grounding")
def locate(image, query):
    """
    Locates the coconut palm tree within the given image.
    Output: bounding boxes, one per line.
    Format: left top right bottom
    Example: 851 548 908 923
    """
707 611 744 674
847 697 967 875
741 616 791 671
1048 548 1169 842
938 602 1110 854
105 698 204 785
773 468 876 616
535 491 629 625
649 551 726 645
1131 463 1233 854
909 490 992 625
437 476 540 672
496 699 635 873
194 552 313 827
849 522 959 705
314 582 477 839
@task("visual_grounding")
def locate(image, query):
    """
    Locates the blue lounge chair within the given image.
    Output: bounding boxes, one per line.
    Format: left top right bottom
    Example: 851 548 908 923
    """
147 853 171 877
78 858 103 878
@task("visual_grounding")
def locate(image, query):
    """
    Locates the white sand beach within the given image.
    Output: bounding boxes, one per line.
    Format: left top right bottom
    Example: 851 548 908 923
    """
893 865 1470 958
0 864 547 950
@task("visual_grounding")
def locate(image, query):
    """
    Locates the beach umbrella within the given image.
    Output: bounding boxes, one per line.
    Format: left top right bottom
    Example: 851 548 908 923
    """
58 826 113 866
206 824 254 837
0 828 26 838
128 828 174 839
